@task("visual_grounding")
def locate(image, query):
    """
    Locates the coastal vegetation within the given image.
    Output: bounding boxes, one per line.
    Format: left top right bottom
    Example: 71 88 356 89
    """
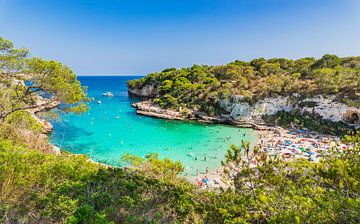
262 111 352 136
1 37 359 223
128 55 360 115
0 37 89 122
1 128 359 223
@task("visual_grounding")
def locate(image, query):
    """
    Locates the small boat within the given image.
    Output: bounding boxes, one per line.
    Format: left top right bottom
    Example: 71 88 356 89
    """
102 92 114 97
97 100 102 104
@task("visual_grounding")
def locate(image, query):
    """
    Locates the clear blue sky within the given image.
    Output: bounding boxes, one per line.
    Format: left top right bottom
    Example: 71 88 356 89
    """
1 0 360 75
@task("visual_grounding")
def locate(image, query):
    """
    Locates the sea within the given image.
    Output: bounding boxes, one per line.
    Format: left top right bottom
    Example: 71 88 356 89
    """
48 76 256 176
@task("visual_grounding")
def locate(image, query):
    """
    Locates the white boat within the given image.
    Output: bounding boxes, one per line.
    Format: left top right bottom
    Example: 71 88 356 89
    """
102 92 114 97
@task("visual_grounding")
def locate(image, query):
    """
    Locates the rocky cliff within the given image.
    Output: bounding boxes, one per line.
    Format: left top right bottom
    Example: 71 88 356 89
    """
128 84 158 97
219 95 359 128
129 83 359 129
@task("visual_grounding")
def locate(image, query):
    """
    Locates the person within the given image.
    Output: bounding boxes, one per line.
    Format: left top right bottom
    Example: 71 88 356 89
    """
204 156 207 161
196 169 199 176
202 176 209 186
195 156 197 161
205 167 208 173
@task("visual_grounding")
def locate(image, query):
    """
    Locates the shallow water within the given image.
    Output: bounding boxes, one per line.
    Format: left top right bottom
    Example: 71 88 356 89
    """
48 76 256 176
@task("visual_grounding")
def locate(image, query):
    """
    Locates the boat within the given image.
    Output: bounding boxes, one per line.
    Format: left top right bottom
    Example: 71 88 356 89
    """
102 92 114 97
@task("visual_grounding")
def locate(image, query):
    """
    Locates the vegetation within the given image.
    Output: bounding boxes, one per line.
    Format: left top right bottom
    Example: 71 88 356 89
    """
0 37 89 122
1 127 359 223
128 55 360 116
262 110 354 136
1 36 359 223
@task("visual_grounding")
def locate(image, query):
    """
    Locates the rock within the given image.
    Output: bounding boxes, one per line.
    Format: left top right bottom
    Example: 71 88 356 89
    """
300 96 360 127
132 101 185 120
128 84 158 97
343 110 360 125
130 83 359 128
220 95 359 128
220 96 294 121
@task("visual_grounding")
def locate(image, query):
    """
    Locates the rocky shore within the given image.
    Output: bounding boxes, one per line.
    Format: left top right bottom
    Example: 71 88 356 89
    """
128 81 360 130
132 100 276 131
28 95 60 134
129 88 359 188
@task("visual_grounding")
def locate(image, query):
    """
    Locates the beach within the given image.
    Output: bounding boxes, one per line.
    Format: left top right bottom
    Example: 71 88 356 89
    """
193 126 349 189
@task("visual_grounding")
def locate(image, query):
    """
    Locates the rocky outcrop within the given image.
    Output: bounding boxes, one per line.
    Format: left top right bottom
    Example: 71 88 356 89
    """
128 84 157 97
219 95 360 129
27 95 60 134
132 101 277 131
300 96 360 125
219 96 294 121
132 101 185 120
127 79 359 129
132 93 359 130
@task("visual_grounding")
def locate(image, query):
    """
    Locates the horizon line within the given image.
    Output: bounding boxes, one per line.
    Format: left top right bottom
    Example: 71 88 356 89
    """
77 74 145 77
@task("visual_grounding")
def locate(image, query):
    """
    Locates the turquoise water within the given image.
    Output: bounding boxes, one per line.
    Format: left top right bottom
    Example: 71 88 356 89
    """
49 76 256 176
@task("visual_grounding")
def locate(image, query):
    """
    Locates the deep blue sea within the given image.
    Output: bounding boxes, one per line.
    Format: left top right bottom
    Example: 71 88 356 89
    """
48 76 256 176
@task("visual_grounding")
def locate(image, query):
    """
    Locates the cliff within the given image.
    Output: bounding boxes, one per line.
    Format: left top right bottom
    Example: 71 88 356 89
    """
128 55 360 131
130 82 359 130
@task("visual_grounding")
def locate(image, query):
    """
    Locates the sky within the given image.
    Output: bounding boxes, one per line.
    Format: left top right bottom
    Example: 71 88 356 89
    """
0 0 360 75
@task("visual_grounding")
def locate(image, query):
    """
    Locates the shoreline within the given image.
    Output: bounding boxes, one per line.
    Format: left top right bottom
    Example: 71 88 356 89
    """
38 98 348 189
191 126 348 189
131 100 349 189
132 100 278 131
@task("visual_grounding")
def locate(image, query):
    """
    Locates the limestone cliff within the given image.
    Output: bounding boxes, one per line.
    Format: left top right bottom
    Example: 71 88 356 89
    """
129 81 359 129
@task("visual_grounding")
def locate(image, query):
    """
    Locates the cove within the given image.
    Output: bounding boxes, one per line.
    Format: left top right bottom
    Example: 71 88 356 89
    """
49 76 257 176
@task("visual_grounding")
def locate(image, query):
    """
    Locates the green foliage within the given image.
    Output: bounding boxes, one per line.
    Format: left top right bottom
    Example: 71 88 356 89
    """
159 79 173 93
1 36 360 223
0 37 89 121
0 37 29 75
129 54 360 116
122 153 184 180
312 54 341 69
1 131 360 223
262 110 353 136
218 134 360 223
4 110 43 133
0 139 199 223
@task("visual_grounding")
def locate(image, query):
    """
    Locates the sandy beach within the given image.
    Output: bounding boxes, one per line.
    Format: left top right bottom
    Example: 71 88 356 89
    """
193 126 349 189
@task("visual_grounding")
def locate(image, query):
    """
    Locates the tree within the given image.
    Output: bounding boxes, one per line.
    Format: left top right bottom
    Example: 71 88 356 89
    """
0 37 89 121
312 68 339 94
0 37 29 76
159 80 173 93
312 54 341 69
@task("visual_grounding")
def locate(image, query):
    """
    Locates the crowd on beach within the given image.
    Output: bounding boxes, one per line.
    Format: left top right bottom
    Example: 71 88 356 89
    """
257 127 348 163
193 126 350 189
